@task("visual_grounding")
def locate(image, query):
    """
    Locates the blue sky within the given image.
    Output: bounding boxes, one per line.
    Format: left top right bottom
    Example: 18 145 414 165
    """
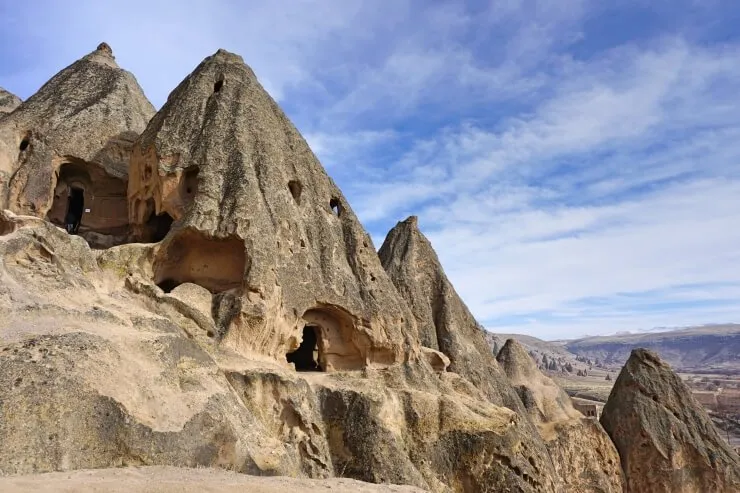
2 0 739 340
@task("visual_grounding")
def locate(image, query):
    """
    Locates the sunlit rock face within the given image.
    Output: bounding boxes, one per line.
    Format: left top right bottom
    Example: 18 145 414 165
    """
601 348 740 493
0 87 21 116
0 43 155 247
497 339 624 492
127 49 423 372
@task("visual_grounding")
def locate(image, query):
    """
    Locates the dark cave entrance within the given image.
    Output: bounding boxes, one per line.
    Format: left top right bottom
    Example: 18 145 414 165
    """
65 187 85 234
146 211 173 243
156 278 180 294
286 325 323 372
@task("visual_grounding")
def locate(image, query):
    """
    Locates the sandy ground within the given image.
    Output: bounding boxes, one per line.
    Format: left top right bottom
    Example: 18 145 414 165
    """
0 466 428 492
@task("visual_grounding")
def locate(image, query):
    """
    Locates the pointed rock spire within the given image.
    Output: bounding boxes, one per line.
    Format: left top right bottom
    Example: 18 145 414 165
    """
0 87 21 116
496 339 580 423
601 349 740 492
378 216 524 410
0 43 155 234
128 49 418 370
497 339 624 491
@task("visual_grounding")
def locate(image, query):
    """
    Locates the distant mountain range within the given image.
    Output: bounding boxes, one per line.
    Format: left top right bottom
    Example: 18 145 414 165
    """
488 324 740 374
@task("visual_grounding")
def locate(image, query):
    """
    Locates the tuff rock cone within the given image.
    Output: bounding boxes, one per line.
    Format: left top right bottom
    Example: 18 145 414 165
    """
379 216 521 410
128 49 417 370
0 87 21 116
497 339 624 492
0 42 155 246
601 348 740 493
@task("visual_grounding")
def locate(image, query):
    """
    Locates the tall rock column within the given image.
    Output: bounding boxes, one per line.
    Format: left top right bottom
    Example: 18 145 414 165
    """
601 348 740 493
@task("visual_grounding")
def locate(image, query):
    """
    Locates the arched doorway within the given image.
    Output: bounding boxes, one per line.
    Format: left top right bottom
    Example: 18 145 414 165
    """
47 161 129 245
286 325 323 371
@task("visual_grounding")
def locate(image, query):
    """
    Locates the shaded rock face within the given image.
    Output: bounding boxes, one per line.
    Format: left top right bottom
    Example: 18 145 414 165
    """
127 50 417 372
496 339 624 492
601 348 740 493
378 216 522 411
0 88 21 116
0 214 562 492
0 44 155 246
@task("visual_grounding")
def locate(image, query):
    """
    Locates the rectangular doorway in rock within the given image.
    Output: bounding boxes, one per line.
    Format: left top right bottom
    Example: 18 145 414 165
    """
65 187 84 233
286 326 323 372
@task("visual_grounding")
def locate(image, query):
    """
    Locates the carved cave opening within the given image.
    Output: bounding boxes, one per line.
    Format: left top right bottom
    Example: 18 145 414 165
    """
286 325 323 372
145 210 174 243
299 307 365 371
47 162 129 245
288 180 302 204
153 231 246 294
329 197 341 217
156 278 180 294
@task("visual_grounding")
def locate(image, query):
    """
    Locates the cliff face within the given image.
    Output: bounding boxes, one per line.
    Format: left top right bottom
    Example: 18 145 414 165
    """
0 43 154 246
496 339 624 492
601 348 740 493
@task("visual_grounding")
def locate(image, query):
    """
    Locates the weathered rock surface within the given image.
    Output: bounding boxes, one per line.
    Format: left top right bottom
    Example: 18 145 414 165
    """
496 339 581 424
601 348 740 492
0 43 154 245
378 217 627 491
378 216 521 411
0 214 560 492
0 88 21 116
497 339 624 492
127 49 419 373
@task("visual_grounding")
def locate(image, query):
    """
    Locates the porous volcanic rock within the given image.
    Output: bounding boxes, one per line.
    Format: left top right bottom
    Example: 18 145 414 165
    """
0 43 154 245
378 216 523 411
0 87 21 116
601 348 740 493
497 339 624 492
127 49 418 372
0 213 562 492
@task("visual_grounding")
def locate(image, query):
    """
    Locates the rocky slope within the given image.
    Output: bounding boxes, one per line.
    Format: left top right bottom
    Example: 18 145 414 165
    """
379 217 623 492
379 216 524 410
0 88 21 116
601 348 740 492
566 325 740 371
496 339 624 492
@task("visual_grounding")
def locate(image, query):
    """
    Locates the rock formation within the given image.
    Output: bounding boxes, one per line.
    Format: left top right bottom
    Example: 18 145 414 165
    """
379 216 622 492
497 339 624 492
0 47 578 492
0 88 21 116
0 43 155 246
378 216 522 411
601 348 740 492
126 49 419 372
